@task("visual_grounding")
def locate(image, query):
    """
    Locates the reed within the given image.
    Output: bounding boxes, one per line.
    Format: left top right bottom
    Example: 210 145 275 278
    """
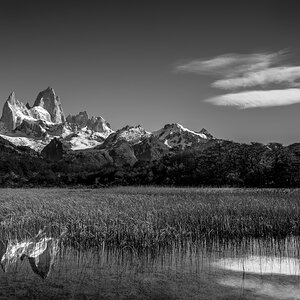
0 187 299 250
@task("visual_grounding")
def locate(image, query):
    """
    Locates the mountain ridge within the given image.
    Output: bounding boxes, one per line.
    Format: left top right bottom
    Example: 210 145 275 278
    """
0 87 114 151
0 87 213 153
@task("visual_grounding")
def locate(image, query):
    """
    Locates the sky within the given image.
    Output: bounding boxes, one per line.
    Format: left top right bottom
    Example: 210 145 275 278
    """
0 0 300 144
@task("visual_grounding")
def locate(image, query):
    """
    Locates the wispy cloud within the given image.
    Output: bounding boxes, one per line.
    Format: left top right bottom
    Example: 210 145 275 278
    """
176 50 300 108
176 51 285 77
205 88 300 109
212 66 300 89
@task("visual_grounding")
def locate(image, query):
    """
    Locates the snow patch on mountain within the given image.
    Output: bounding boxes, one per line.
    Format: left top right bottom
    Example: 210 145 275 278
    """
30 106 52 123
153 123 211 149
101 125 150 149
62 127 108 150
154 123 207 140
117 125 150 143
0 133 49 152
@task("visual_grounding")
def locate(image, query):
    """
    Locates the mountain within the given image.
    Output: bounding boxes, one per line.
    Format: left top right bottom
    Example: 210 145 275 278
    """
41 137 69 161
133 135 170 162
152 123 213 149
33 87 65 123
0 88 64 131
0 88 215 155
0 87 113 152
98 125 150 149
63 111 113 150
85 125 149 167
0 135 46 186
0 87 218 176
0 87 217 174
66 111 112 133
0 136 38 157
1 87 300 188
199 128 214 139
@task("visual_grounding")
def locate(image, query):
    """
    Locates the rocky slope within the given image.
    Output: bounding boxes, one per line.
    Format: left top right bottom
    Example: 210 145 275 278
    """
0 136 38 157
133 135 170 162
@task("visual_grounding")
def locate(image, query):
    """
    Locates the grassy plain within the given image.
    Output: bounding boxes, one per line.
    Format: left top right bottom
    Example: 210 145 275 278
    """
0 187 299 250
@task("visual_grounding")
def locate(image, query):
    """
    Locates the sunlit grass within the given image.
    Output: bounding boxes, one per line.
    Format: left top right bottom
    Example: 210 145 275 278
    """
0 187 299 250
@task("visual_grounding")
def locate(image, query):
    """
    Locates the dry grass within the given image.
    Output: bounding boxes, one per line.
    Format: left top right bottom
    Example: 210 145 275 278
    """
0 187 299 250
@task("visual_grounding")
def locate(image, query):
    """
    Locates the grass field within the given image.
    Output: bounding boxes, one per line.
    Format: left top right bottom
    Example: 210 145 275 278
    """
0 187 300 250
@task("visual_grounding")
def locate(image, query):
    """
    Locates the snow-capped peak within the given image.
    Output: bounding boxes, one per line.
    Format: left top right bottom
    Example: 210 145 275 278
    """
0 87 215 153
100 125 150 148
0 88 115 152
152 123 211 149
174 123 208 138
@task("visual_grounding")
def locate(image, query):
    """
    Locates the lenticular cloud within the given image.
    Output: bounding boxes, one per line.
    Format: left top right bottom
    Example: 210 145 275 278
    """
205 88 300 109
176 51 285 77
212 66 300 90
176 50 300 108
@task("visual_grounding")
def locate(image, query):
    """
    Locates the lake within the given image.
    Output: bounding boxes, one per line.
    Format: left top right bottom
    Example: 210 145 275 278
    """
1 187 300 299
1 236 299 299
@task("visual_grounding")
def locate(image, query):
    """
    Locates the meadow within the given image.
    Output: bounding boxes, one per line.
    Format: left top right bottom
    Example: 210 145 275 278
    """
0 187 300 250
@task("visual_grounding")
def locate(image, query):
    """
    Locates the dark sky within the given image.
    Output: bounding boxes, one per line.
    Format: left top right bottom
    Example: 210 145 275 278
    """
1 0 300 144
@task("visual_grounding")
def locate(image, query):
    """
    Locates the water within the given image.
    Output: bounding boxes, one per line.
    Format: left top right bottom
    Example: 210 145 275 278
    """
0 237 300 299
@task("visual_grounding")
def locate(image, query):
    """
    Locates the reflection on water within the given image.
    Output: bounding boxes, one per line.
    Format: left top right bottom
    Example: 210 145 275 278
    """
0 235 299 299
1 229 60 279
214 254 300 299
213 255 300 276
24 238 58 279
219 277 300 300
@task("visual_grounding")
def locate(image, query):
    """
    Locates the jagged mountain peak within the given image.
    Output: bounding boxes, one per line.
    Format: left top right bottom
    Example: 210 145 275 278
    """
165 123 183 128
46 86 55 92
118 125 150 138
0 87 114 152
35 87 56 100
199 128 214 139
7 92 16 105
1 92 33 130
0 87 67 131
34 87 65 123
153 123 210 149
120 124 147 133
100 124 149 149
66 111 113 135
0 87 216 156
162 123 210 136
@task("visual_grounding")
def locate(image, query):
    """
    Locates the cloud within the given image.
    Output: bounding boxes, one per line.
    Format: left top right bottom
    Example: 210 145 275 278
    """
205 88 300 108
176 50 300 108
175 51 286 77
212 66 300 89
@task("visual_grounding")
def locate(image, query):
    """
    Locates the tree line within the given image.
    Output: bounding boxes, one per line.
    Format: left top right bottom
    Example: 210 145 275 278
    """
1 140 300 187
